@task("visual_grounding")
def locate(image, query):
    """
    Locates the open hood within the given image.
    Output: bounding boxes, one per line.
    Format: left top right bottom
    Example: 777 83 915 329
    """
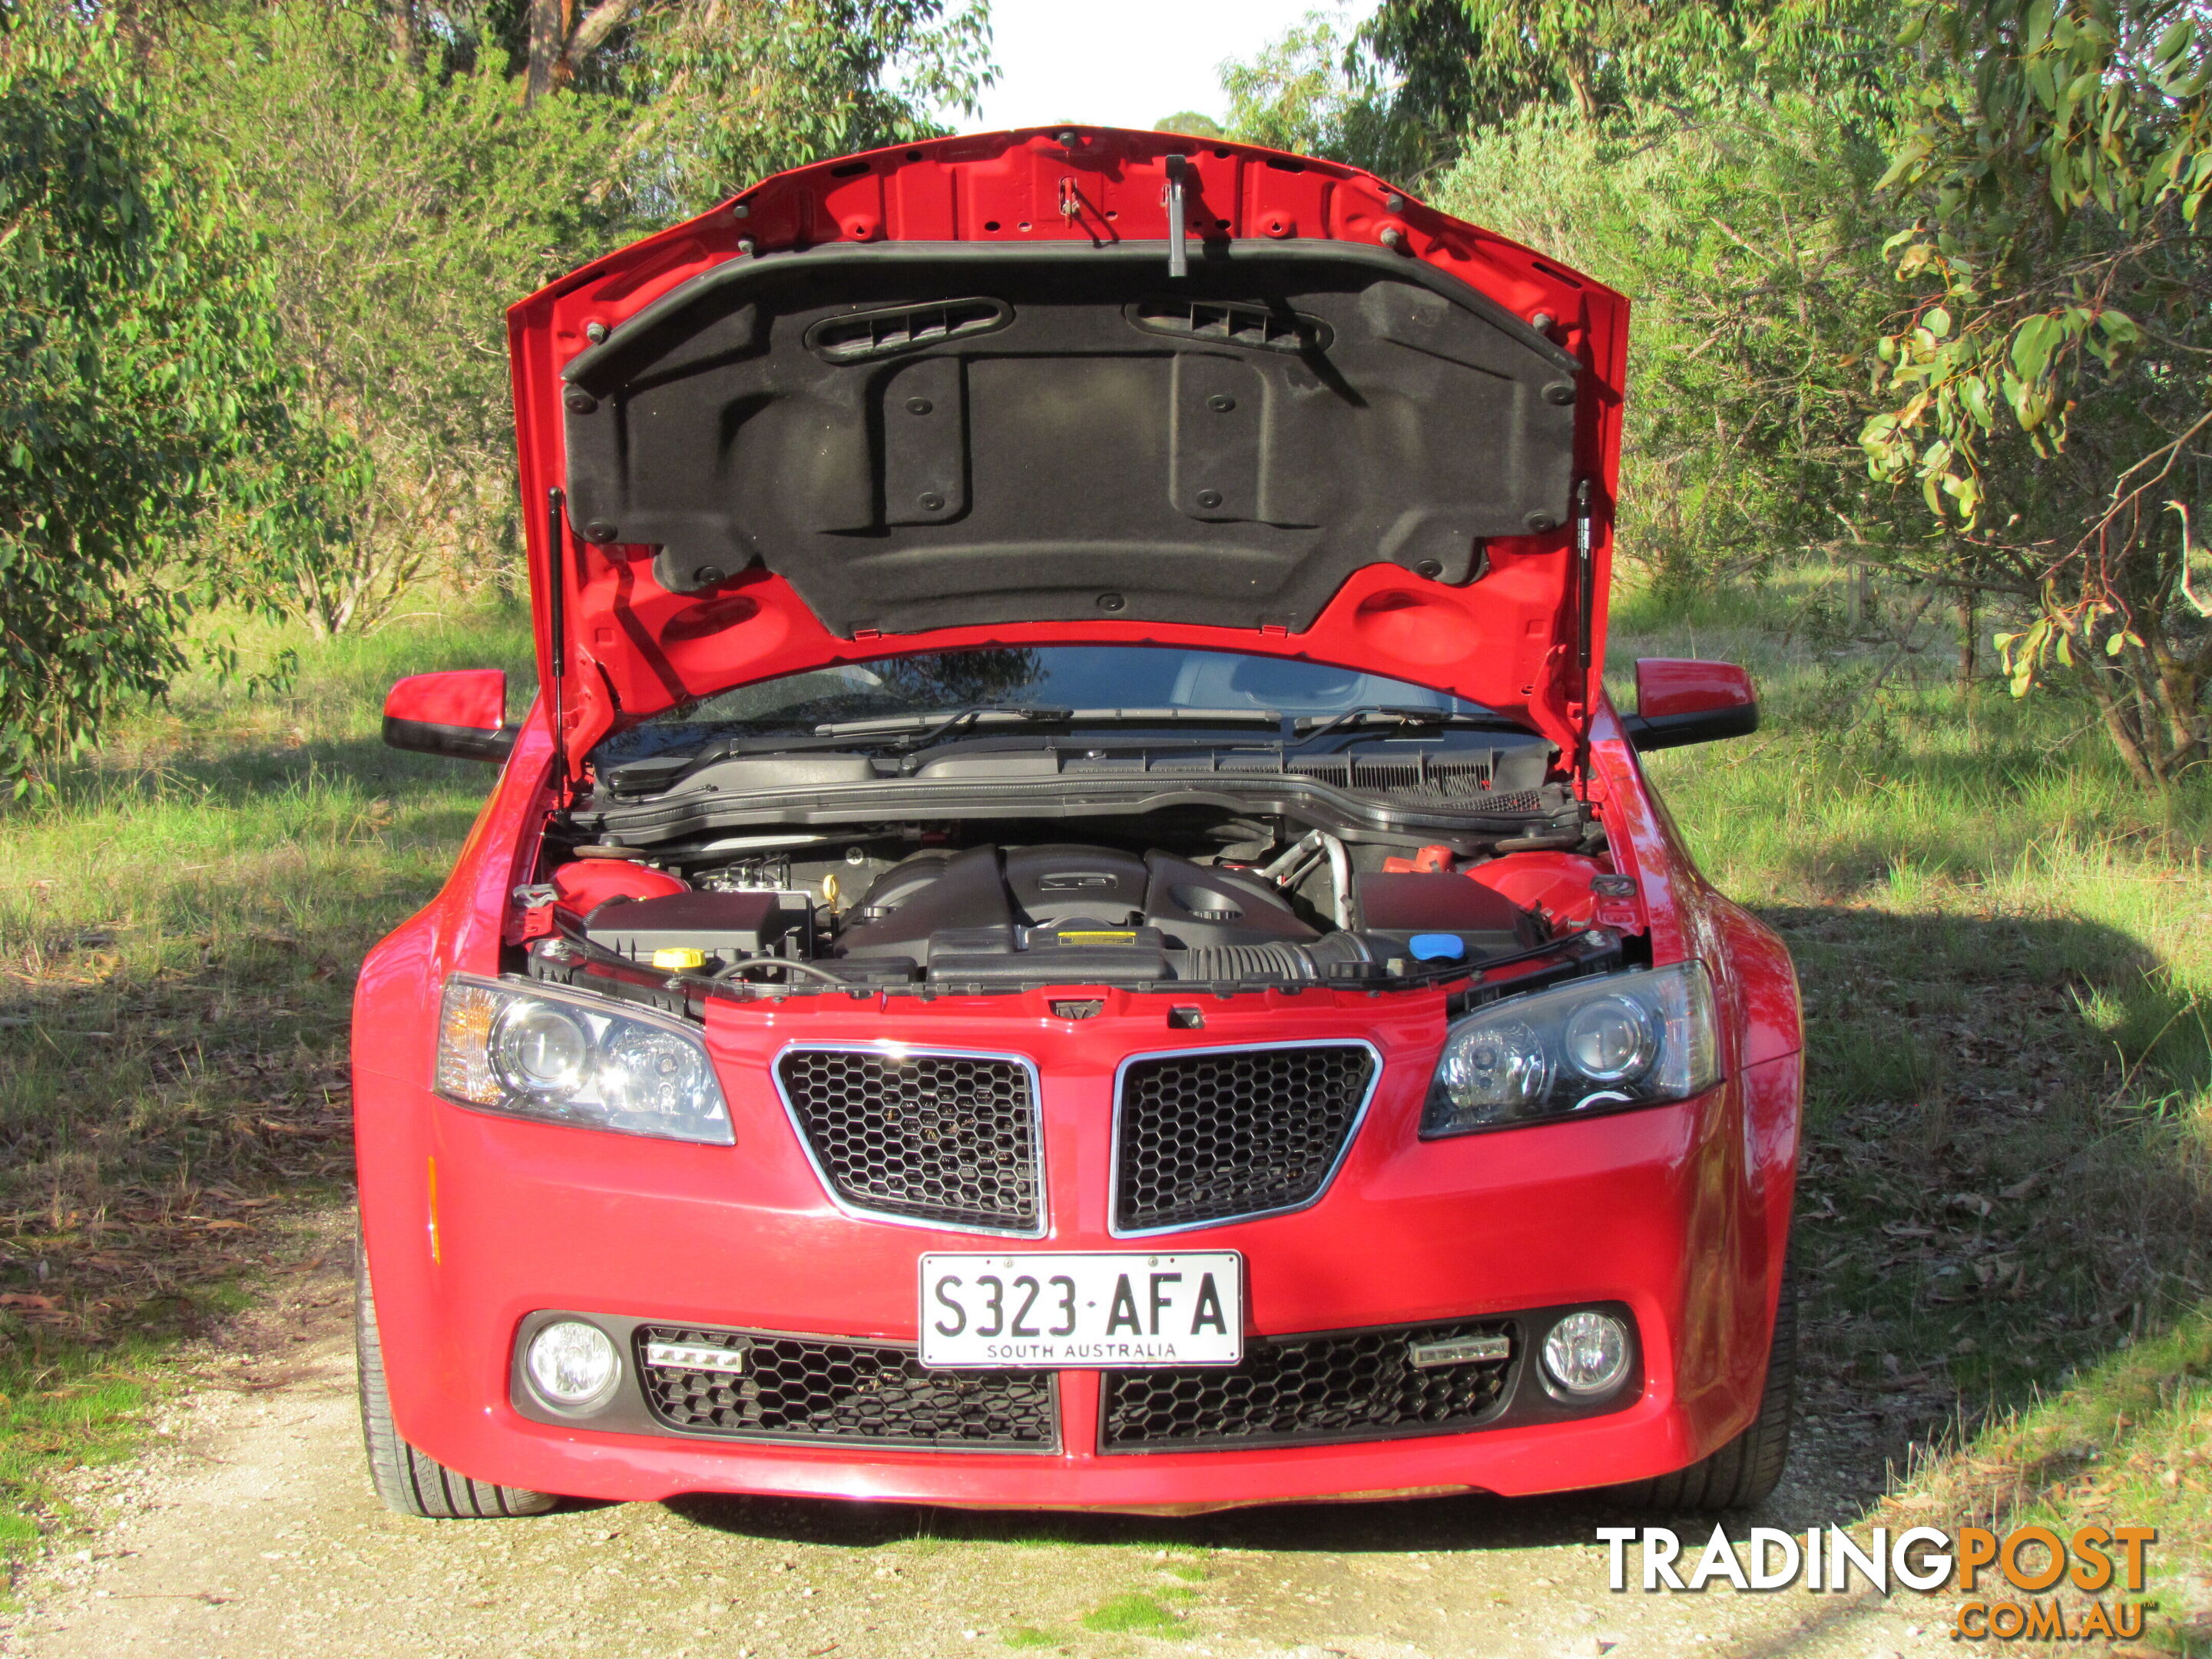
507 130 1628 773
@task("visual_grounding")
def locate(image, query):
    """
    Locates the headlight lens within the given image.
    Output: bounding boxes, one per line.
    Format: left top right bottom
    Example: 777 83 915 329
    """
525 1320 621 1408
437 975 733 1144
1562 995 1655 1082
1422 962 1719 1137
490 1002 591 1100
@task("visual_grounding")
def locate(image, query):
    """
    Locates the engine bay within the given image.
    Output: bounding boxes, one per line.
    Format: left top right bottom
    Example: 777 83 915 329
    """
523 803 1636 1001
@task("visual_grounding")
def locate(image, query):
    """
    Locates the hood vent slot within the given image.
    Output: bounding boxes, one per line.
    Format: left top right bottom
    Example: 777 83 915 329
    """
1130 296 1332 355
804 297 1011 363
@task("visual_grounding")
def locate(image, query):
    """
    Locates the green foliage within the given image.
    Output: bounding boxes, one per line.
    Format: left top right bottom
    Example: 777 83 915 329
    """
1434 94 1902 586
1864 0 2212 787
172 3 632 634
1152 111 1224 138
599 0 995 220
1221 8 1440 180
0 4 339 791
1363 0 1909 141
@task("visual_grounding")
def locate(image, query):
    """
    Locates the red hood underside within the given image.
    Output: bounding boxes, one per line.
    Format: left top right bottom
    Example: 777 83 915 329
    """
506 128 1628 769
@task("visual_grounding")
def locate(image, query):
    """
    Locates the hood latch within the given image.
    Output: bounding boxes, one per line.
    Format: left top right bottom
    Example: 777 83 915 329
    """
1163 154 1190 279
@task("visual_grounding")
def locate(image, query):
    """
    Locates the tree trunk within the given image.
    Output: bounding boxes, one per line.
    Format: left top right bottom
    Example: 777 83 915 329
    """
2076 647 2162 791
525 0 566 106
1957 589 1975 689
382 0 419 66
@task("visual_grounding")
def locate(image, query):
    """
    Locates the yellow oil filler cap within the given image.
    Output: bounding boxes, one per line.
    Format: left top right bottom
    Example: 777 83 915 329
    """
651 947 707 971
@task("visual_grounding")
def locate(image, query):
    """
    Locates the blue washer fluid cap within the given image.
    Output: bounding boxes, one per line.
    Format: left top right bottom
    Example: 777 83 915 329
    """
1409 933 1466 962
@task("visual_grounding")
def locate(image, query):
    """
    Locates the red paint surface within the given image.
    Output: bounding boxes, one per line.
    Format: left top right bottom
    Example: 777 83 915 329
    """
1634 658 1758 720
549 859 688 912
385 669 507 733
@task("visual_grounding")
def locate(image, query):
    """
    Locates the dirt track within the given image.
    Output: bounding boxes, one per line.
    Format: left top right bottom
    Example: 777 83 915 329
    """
0 1237 1968 1659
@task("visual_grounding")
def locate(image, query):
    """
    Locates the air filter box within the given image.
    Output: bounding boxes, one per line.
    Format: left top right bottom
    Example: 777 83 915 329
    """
585 890 809 962
1354 873 1544 957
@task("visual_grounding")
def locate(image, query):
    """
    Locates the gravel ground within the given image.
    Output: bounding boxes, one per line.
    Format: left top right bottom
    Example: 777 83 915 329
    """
0 1233 1977 1659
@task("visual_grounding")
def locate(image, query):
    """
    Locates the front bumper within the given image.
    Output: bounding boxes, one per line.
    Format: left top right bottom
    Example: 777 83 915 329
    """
355 985 1799 1510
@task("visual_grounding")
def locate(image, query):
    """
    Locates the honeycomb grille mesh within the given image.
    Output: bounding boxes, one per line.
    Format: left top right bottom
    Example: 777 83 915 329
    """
777 1048 1040 1230
637 1326 1057 1449
1100 1320 1515 1451
1114 1045 1375 1231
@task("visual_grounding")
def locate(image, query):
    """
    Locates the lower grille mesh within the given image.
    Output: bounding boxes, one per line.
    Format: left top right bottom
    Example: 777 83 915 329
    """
777 1047 1041 1231
637 1326 1057 1449
1115 1044 1376 1231
1100 1319 1515 1450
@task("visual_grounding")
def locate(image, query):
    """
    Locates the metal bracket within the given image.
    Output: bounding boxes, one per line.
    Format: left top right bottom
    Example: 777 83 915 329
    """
1162 154 1189 279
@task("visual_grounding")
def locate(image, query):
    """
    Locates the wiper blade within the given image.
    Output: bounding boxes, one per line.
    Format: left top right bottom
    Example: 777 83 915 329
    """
813 704 1284 740
1290 705 1492 744
1060 706 1284 726
813 704 1076 740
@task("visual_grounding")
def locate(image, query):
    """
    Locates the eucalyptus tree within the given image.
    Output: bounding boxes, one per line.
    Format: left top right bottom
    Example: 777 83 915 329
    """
1863 0 2212 786
0 5 341 789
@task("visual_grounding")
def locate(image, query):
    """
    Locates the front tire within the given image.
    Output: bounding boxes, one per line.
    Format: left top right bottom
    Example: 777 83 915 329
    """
1616 1253 1796 1512
355 1239 558 1518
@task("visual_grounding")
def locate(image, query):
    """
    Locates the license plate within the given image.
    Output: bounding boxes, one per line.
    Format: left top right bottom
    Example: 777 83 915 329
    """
919 1251 1243 1369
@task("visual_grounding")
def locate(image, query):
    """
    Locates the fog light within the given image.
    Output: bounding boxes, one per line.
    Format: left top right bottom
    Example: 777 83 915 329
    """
525 1320 621 1409
1541 1310 1631 1396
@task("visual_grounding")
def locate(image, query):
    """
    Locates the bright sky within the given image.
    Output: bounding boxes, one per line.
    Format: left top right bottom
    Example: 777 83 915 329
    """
959 0 1362 135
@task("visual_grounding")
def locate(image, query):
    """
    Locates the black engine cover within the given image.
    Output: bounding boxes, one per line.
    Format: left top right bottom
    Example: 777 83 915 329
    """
833 843 1320 969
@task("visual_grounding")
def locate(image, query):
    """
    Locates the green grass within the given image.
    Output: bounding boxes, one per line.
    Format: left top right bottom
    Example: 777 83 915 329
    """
0 604 535 1575
1002 1628 1065 1650
1080 1591 1193 1637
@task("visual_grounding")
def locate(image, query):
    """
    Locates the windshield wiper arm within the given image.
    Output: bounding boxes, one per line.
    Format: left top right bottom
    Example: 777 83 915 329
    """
812 704 1077 743
1290 705 1475 745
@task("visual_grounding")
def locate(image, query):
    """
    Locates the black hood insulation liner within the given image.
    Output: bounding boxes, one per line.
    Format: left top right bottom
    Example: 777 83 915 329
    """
558 242 1581 637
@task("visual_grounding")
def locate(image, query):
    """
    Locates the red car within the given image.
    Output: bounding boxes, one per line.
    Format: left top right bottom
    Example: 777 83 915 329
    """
354 128 1802 1520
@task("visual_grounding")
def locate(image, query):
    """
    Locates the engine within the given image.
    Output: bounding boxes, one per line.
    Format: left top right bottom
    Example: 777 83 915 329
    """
567 839 1549 989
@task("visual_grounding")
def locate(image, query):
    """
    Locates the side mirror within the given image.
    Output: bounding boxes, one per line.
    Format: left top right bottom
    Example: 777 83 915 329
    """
1621 658 1759 751
382 670 518 763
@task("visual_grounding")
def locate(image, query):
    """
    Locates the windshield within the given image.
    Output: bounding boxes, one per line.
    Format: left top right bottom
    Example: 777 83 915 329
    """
589 646 1494 767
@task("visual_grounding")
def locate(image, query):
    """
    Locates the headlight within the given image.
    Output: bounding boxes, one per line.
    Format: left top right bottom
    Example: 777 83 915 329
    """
436 975 733 1145
1422 962 1719 1137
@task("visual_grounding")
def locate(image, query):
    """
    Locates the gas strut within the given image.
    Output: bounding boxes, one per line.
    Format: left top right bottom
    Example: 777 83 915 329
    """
545 485 570 792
